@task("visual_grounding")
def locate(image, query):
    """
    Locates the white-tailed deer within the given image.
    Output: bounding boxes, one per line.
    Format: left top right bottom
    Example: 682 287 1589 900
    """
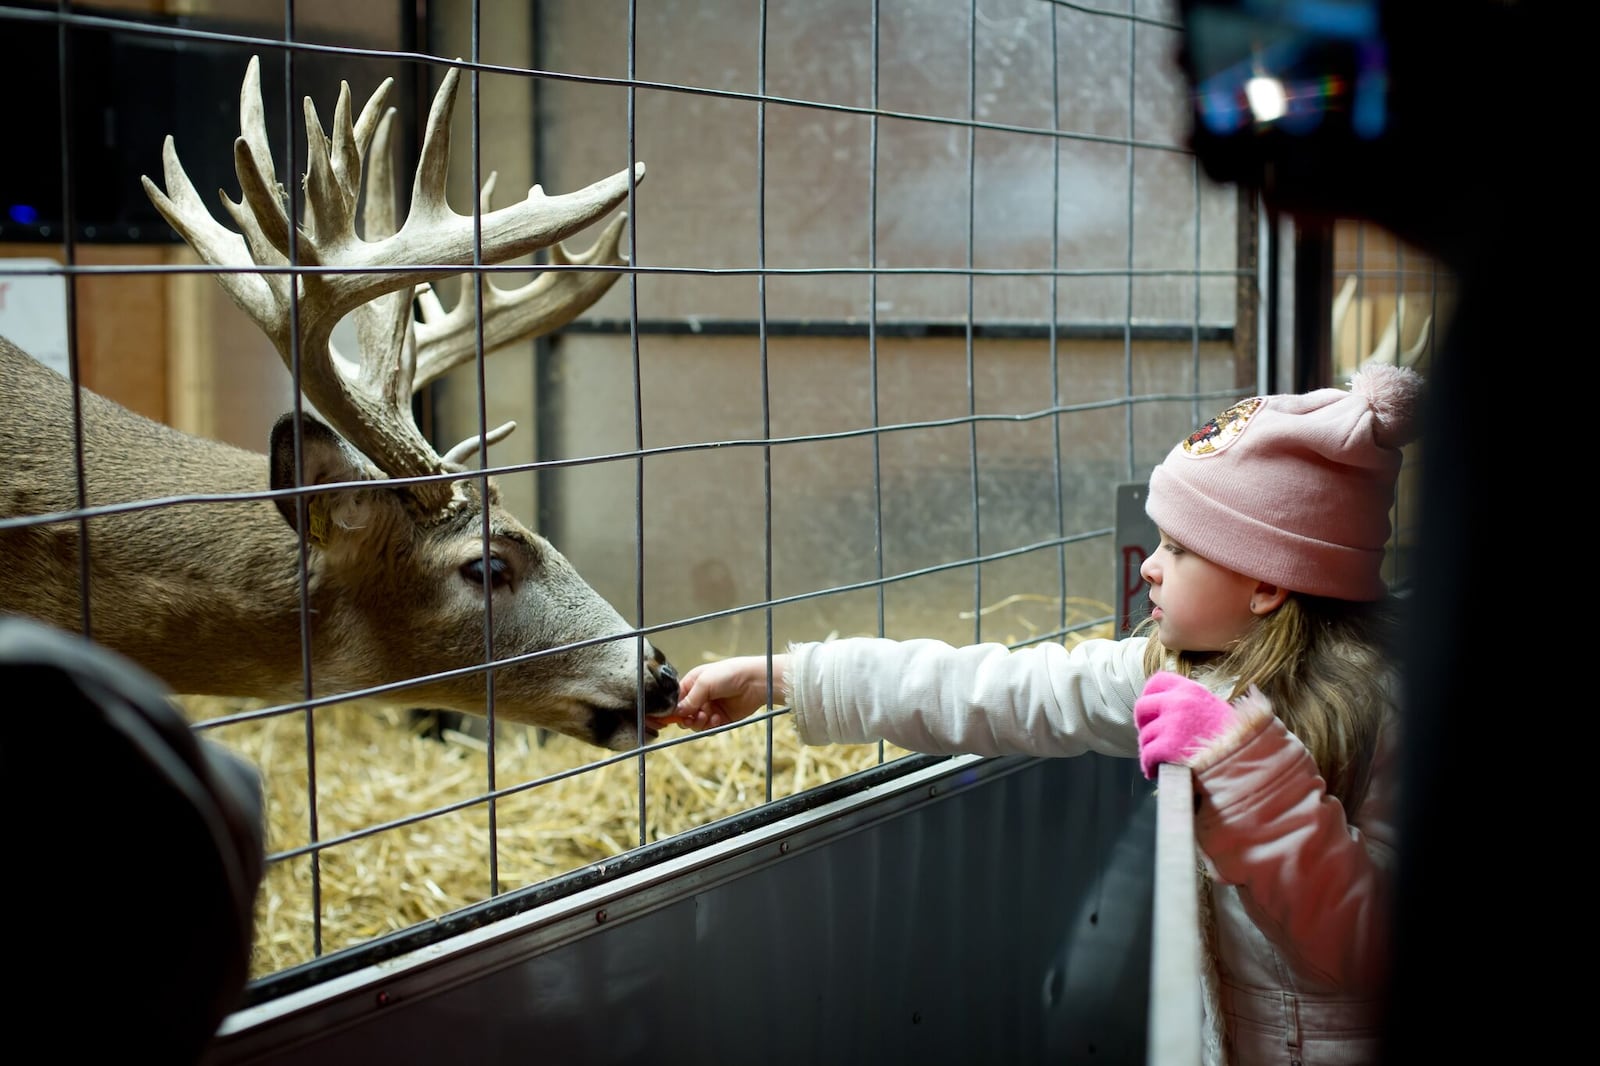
0 56 678 751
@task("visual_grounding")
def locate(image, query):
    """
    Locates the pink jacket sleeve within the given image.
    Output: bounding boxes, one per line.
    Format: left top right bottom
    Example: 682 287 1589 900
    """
1188 692 1399 990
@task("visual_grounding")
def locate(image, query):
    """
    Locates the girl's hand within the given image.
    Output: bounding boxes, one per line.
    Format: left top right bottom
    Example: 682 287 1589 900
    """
658 654 791 732
1134 670 1238 779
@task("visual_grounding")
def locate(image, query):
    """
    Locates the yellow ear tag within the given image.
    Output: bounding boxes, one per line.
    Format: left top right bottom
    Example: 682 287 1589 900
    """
307 499 331 549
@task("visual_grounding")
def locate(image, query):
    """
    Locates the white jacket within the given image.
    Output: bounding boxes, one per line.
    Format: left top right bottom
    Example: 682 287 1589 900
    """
786 635 1397 1066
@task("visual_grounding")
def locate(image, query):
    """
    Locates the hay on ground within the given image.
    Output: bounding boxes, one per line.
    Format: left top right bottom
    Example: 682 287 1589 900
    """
185 597 1113 981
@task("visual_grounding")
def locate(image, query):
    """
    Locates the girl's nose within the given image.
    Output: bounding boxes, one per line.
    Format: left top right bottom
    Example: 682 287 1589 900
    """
1139 551 1158 584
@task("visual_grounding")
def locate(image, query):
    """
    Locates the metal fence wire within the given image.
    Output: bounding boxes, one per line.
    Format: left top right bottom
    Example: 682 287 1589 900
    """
0 0 1440 1015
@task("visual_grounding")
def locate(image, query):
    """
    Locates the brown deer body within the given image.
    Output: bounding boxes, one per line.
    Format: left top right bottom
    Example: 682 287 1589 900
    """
0 57 677 750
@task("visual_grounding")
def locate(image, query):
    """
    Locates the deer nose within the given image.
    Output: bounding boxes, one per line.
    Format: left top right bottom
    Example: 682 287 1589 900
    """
646 642 678 698
653 658 680 704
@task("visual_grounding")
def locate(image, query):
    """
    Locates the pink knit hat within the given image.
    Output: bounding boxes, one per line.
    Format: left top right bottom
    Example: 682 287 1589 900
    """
1144 364 1424 601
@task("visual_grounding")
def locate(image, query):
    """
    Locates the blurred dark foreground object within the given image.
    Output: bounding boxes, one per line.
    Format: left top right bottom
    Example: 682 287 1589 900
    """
0 616 266 1064
1174 1 1569 1061
1174 0 1552 259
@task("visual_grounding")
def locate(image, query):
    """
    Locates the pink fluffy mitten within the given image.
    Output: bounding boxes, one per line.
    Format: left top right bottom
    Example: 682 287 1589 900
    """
1134 671 1238 780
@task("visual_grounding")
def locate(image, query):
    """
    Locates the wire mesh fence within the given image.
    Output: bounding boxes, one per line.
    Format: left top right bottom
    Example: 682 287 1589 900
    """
0 0 1357 1001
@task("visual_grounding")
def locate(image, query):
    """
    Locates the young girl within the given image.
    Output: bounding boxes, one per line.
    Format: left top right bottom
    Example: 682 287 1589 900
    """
664 364 1422 1066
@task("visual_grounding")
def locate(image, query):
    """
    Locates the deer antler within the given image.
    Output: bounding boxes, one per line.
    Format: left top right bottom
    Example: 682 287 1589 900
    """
1333 275 1434 374
141 55 642 510
1360 295 1433 370
412 190 633 394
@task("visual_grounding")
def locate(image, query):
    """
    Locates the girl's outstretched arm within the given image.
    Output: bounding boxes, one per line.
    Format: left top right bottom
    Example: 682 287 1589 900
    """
786 636 1146 756
668 654 792 731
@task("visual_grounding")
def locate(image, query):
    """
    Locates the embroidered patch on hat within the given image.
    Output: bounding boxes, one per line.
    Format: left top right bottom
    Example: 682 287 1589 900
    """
1179 396 1263 457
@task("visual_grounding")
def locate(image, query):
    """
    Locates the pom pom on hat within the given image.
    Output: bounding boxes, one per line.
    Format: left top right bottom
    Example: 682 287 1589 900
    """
1351 362 1423 450
1144 364 1424 601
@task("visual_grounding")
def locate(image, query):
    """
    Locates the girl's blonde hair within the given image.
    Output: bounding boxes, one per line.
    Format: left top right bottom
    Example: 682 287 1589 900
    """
1137 595 1400 813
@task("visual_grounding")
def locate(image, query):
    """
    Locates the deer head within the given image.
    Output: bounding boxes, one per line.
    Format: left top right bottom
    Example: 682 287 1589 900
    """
132 55 676 749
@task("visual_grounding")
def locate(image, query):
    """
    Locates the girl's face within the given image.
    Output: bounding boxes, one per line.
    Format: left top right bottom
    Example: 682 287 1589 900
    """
1138 531 1262 653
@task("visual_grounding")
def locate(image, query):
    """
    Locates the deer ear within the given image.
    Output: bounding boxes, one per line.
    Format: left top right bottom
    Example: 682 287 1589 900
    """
269 414 390 547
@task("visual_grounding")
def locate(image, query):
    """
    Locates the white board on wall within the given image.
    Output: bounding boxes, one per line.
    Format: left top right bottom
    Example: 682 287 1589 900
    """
0 260 70 376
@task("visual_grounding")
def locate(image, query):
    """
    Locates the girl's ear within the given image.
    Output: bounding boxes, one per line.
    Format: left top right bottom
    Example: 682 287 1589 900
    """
1250 583 1289 616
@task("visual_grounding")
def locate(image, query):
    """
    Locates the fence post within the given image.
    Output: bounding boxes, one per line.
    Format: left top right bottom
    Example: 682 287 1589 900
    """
1148 762 1203 1065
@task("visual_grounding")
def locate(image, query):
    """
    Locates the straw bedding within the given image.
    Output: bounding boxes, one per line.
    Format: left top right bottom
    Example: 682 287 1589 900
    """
188 696 914 979
184 596 1112 981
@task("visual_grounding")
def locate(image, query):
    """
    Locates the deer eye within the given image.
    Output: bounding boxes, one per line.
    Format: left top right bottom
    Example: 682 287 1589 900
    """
460 556 514 591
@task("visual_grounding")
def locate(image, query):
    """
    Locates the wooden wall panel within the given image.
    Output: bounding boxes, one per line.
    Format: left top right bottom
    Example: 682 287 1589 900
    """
1 243 170 422
1 243 291 450
74 245 171 423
